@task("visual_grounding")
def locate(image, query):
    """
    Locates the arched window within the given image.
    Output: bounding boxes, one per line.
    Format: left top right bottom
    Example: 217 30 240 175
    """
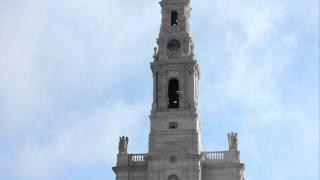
168 79 179 109
171 11 178 26
168 175 179 180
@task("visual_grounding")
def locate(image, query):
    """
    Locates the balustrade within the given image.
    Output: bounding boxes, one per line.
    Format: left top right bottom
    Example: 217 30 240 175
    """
131 154 147 162
202 151 227 163
206 151 225 160
128 154 148 166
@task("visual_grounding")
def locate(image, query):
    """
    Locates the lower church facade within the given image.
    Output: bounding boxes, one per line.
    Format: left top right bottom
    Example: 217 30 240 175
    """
113 0 245 179
113 134 244 180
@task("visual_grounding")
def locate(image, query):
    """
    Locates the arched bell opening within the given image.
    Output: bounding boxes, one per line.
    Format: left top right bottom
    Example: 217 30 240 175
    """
168 79 179 109
171 11 178 26
168 175 179 180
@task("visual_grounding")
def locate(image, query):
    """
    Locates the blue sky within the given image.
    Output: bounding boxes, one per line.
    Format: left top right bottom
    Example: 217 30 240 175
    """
0 0 318 180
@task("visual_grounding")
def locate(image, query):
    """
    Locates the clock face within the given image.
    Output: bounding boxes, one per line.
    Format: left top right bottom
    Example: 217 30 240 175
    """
169 154 178 163
167 39 181 51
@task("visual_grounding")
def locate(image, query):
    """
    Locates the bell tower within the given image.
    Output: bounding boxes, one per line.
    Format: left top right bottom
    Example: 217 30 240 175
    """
151 0 199 114
148 0 201 179
113 0 245 180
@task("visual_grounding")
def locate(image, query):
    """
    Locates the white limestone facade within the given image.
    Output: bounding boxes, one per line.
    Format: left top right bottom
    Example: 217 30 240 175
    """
112 0 245 180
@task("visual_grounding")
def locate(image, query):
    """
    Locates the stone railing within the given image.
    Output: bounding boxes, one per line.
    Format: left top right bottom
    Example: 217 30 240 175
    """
202 150 239 164
205 151 225 160
128 154 148 166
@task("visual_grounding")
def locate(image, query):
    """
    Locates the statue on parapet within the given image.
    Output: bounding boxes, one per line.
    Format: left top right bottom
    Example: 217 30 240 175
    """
153 47 158 61
118 136 129 154
228 132 238 151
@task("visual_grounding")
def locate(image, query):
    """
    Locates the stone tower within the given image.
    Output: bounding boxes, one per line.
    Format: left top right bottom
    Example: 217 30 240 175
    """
112 0 245 180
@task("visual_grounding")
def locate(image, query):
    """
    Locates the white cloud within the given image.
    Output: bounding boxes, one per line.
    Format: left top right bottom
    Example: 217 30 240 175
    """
0 0 51 129
15 100 147 178
0 0 155 179
194 0 318 179
0 0 158 130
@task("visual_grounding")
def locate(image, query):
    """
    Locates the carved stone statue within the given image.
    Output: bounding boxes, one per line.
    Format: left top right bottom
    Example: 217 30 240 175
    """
118 136 129 154
227 132 238 150
153 47 158 61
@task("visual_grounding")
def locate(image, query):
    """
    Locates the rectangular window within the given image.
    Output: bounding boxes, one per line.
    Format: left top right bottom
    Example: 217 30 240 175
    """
169 122 178 129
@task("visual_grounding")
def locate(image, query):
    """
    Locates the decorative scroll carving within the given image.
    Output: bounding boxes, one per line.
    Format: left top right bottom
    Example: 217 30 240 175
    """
118 136 129 154
227 132 238 150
